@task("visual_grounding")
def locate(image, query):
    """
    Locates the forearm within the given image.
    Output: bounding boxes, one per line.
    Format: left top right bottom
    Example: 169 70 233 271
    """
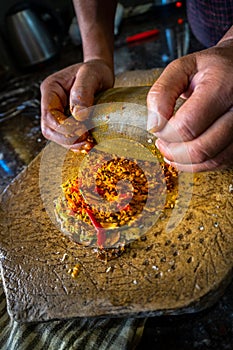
73 0 117 69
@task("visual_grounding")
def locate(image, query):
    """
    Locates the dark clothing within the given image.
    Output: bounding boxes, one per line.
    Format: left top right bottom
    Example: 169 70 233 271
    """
187 0 233 47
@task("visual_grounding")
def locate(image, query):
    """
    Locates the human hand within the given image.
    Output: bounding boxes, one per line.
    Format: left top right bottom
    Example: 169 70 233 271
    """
147 40 233 172
40 59 114 152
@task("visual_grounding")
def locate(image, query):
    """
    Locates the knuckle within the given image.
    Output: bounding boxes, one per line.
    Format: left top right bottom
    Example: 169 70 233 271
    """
166 56 189 75
174 119 198 142
189 140 212 163
41 119 53 141
147 84 168 116
41 125 50 140
181 126 196 141
40 75 53 90
173 113 199 142
147 82 168 106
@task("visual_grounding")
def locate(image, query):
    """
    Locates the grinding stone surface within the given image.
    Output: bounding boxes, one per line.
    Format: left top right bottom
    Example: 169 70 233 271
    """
0 74 233 323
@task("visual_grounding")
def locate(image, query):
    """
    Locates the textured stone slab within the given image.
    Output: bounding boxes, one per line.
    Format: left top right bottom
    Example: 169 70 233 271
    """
0 81 233 323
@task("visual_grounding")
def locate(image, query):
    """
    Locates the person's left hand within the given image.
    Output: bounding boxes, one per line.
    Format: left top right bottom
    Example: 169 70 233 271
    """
147 40 233 172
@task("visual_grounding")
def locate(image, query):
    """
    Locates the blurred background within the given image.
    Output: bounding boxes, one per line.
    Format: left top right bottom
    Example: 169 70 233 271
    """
0 0 205 75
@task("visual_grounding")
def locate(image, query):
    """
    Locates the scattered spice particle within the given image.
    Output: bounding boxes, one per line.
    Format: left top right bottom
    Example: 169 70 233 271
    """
143 259 149 266
61 253 68 262
155 272 163 278
68 263 82 279
173 250 179 257
165 239 171 246
140 236 147 241
145 244 154 251
183 243 190 250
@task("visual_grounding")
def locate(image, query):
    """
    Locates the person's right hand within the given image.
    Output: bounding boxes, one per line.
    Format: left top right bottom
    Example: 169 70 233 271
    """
40 59 114 152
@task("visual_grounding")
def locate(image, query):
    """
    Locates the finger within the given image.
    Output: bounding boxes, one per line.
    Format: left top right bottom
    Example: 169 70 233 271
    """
41 118 88 146
40 64 82 128
41 126 89 147
155 74 233 143
70 60 114 120
42 123 93 154
40 78 70 133
40 90 67 131
155 107 233 165
70 64 102 120
40 73 68 129
70 85 95 122
147 56 195 132
41 109 68 136
55 118 88 137
164 142 233 172
69 140 94 153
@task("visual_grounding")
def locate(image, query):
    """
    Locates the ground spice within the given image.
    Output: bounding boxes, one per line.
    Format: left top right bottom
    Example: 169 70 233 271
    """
55 149 179 259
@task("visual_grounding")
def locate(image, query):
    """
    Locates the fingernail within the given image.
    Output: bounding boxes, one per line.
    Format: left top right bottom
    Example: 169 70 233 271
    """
155 138 165 151
163 157 171 165
156 139 174 163
147 110 166 133
147 110 159 133
71 105 89 121
69 141 86 153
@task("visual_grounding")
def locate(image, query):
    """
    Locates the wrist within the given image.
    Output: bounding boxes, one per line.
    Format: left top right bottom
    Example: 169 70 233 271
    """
82 31 114 70
83 58 114 75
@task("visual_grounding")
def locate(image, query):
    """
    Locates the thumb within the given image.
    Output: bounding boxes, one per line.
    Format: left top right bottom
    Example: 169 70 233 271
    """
70 63 100 121
70 60 114 121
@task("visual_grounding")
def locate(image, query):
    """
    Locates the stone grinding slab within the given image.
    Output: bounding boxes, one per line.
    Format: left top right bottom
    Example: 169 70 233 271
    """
0 72 233 323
